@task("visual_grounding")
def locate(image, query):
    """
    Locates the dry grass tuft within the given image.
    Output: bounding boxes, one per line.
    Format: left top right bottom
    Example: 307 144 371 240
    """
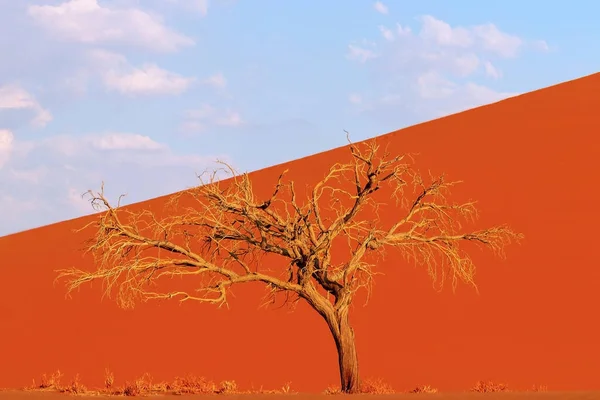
323 377 395 395
408 385 438 394
279 382 295 394
24 370 298 396
121 373 157 396
103 368 114 390
529 384 549 392
323 385 341 395
167 374 218 395
216 380 238 394
23 371 551 396
29 370 64 391
249 381 295 395
470 380 511 393
26 370 87 395
60 374 87 395
360 377 395 394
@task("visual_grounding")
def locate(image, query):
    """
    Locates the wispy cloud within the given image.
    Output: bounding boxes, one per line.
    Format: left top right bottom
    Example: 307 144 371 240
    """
0 85 53 127
346 14 539 122
202 72 227 89
379 25 394 41
182 104 244 133
88 49 196 96
0 130 230 234
373 1 388 15
418 15 523 57
346 41 379 63
88 133 167 151
483 60 502 79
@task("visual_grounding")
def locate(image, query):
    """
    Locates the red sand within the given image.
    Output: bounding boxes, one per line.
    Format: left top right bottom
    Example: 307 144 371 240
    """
1 73 600 393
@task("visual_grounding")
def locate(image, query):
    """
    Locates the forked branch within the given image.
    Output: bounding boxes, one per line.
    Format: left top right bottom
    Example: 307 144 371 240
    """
57 137 523 313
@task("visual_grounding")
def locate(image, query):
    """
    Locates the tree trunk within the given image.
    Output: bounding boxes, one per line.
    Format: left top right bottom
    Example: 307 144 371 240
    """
328 311 360 393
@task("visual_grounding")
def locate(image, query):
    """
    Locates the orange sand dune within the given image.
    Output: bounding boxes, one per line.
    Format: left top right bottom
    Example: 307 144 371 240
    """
4 393 600 400
3 392 600 400
1 73 599 393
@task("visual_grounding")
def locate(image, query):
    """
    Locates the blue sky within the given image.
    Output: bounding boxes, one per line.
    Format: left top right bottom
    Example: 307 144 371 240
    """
0 0 596 236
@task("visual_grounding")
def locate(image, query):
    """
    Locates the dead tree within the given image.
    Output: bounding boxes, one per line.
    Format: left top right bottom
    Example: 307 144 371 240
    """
56 138 523 394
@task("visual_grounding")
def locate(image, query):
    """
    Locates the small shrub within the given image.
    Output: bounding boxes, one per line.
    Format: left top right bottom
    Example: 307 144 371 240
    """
246 381 295 395
280 381 294 394
409 385 438 394
360 377 395 394
470 380 510 393
530 384 548 392
168 375 217 395
30 370 63 390
323 385 341 395
323 378 394 395
59 374 87 394
122 381 141 397
217 380 238 394
115 373 172 396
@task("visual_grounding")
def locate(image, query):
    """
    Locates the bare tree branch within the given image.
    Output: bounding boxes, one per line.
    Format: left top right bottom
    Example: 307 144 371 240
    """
57 136 522 316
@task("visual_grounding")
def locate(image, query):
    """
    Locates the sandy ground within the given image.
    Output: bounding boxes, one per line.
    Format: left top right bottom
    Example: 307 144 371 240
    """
2 392 600 400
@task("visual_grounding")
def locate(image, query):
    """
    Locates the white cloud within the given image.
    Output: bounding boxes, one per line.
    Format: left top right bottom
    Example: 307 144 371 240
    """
373 1 388 15
346 43 379 63
0 130 231 235
472 24 522 58
419 16 523 57
89 133 166 151
463 82 519 105
531 39 550 52
483 60 502 79
452 53 480 76
43 132 168 156
27 0 195 53
420 15 474 48
87 55 224 95
0 129 14 168
379 25 394 41
417 71 456 100
0 86 37 109
396 23 412 36
410 74 519 119
88 49 195 96
32 110 53 128
182 104 244 133
202 72 227 89
347 14 541 123
0 85 53 127
420 76 519 118
381 23 411 41
104 65 194 96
